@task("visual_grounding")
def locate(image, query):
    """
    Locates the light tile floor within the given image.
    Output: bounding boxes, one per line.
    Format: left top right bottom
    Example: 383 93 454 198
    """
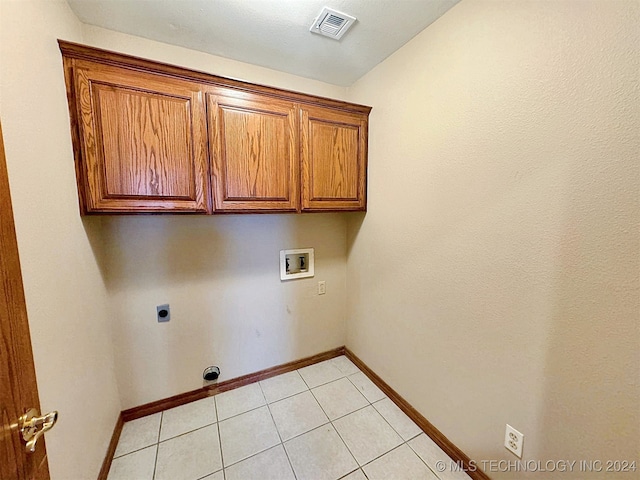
108 356 472 480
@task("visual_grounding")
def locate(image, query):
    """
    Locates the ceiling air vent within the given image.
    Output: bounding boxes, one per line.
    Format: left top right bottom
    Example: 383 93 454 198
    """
310 7 356 40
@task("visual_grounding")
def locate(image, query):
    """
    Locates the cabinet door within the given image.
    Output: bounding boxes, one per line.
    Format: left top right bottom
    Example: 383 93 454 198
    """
73 61 209 213
207 92 299 212
300 106 367 211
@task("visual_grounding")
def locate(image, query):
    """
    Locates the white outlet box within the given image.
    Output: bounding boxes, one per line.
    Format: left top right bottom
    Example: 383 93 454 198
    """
318 281 326 295
280 248 314 281
505 424 524 458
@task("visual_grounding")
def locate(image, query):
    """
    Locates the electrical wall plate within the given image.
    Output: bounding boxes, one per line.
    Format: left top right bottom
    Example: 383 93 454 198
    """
505 424 524 458
157 304 170 322
280 248 314 280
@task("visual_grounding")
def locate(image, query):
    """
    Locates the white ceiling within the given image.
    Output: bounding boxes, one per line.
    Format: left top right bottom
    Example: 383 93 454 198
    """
67 0 460 86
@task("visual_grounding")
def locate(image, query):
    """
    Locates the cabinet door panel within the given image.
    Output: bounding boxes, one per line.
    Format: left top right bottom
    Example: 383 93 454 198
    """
74 62 209 213
309 121 359 200
301 106 367 211
95 85 194 198
208 92 298 212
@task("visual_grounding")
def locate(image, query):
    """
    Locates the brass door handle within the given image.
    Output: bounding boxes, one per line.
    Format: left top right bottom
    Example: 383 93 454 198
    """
19 408 58 453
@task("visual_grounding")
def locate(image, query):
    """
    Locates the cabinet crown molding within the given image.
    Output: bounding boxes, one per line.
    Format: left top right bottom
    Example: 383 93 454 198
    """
58 40 371 115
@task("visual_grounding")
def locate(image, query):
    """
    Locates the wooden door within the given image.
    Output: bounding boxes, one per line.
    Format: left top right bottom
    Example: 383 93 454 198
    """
207 91 299 212
0 122 51 480
69 60 210 213
300 106 367 211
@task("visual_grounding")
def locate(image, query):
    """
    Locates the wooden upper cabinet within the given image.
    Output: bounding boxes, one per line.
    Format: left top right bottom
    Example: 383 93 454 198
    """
207 91 299 212
69 61 209 213
60 41 371 215
301 106 368 211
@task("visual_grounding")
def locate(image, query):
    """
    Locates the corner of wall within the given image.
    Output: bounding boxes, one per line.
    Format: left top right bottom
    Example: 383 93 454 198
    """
0 2 121 478
343 0 640 472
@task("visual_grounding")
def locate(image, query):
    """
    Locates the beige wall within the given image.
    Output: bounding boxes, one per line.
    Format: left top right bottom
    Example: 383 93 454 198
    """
102 214 348 408
80 26 350 409
0 1 121 479
3 1 638 478
346 1 639 478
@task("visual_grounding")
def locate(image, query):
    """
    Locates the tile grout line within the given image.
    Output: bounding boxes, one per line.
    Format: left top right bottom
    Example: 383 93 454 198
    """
276 381 336 460
221 440 289 471
329 414 363 470
258 380 299 480
256 381 280 447
195 470 222 480
336 467 361 479
213 382 276 424
213 395 226 480
267 388 312 408
367 396 416 446
120 356 452 480
279 422 361 478
151 412 163 480
316 395 371 423
330 391 440 477
373 392 447 480
116 358 439 480
298 357 351 390
152 407 437 480
345 371 384 404
148 420 218 445
112 413 165 460
161 412 434 480
269 361 366 479
242 385 282 469
111 442 157 460
348 432 446 480
215 404 336 469
296 366 313 390
219 368 416 478
303 377 332 421
261 374 309 405
217 386 286 470
336 468 367 480
282 443 298 480
307 361 369 475
359 442 407 473
325 360 431 475
342 355 472 479
405 436 447 480
339 371 437 470
306 360 371 423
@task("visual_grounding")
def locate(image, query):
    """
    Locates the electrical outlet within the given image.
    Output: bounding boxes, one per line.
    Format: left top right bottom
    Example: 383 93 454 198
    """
318 281 326 295
157 304 170 323
505 424 524 458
